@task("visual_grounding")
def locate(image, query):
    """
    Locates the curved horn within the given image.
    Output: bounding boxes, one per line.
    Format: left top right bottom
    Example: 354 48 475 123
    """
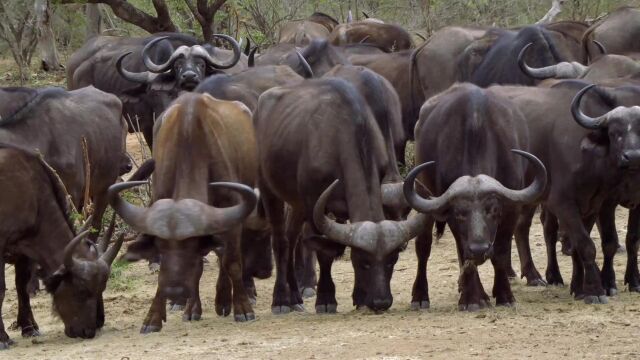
63 229 91 270
142 36 181 73
108 181 150 233
295 50 314 78
381 182 408 209
100 233 125 267
491 150 547 203
116 52 157 84
593 40 606 55
248 46 258 67
201 34 242 70
571 84 608 129
518 43 559 79
403 161 450 214
313 180 357 245
203 182 258 232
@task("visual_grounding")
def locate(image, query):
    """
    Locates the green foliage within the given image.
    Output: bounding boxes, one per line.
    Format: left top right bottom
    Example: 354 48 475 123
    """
108 259 138 291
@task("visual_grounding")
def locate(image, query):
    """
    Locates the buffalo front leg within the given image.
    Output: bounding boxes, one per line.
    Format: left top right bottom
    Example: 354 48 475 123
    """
492 215 517 306
284 208 305 311
295 229 317 299
411 217 434 310
141 287 166 333
220 228 255 322
0 259 14 349
542 208 563 285
625 206 640 292
596 200 619 296
514 205 545 286
14 256 39 337
315 251 338 313
183 258 203 322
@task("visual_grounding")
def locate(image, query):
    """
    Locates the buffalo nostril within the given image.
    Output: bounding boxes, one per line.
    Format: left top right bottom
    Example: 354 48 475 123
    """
181 72 197 80
469 243 490 256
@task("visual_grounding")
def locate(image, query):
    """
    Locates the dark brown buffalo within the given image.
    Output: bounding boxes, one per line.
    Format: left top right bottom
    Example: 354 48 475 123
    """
255 78 425 313
329 21 413 52
403 84 547 310
0 143 123 348
488 83 640 303
0 86 128 238
583 6 640 61
110 93 259 332
68 33 242 146
278 12 339 46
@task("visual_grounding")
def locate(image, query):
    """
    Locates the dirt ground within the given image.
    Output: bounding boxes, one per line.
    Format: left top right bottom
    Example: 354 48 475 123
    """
4 137 640 359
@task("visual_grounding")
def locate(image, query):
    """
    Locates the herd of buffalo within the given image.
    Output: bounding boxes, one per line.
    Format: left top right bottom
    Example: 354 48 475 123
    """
1 5 640 350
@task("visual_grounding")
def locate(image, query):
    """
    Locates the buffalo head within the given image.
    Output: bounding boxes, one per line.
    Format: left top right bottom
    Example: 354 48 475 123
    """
572 85 640 169
108 181 257 302
312 180 426 312
117 35 241 91
403 150 547 262
45 216 124 338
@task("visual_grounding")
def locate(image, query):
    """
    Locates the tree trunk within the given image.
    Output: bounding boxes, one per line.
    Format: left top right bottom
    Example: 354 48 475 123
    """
34 0 62 71
86 4 101 39
536 0 565 24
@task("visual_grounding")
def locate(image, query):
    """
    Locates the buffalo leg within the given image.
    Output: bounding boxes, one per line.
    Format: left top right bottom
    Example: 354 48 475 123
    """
561 209 606 303
596 200 619 296
141 287 166 333
315 251 338 313
625 206 640 292
183 258 203 321
492 215 517 306
295 235 317 299
215 256 232 316
14 256 39 337
514 205 545 286
542 209 564 285
221 228 255 322
0 259 14 349
284 208 304 310
411 217 434 310
451 228 490 311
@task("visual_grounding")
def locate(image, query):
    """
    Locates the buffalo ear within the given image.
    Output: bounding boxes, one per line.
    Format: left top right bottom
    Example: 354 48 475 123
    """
121 234 157 262
304 235 346 259
581 131 609 158
44 268 67 293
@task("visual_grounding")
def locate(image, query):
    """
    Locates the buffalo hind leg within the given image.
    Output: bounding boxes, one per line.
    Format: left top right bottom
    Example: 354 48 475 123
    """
542 209 563 285
295 234 317 299
285 208 304 311
0 259 14 349
514 205 545 286
597 200 619 296
625 206 640 292
14 256 39 337
411 217 434 310
492 215 517 306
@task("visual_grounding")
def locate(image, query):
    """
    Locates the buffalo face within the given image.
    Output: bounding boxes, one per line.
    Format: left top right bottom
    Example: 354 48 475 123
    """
446 195 502 262
172 56 207 91
351 248 399 311
572 85 640 170
45 227 124 338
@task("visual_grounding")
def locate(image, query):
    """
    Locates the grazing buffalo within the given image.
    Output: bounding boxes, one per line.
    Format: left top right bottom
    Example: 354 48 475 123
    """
403 84 547 310
110 93 259 332
583 6 640 61
255 79 426 313
329 21 413 52
278 12 339 46
0 143 123 348
0 86 128 238
489 83 640 302
68 33 242 146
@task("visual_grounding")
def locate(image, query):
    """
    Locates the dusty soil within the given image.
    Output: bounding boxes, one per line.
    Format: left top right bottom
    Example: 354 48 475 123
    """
4 136 640 359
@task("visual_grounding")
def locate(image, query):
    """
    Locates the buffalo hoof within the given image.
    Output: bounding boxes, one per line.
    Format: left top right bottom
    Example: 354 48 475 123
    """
271 305 291 315
617 244 626 254
22 327 41 338
410 300 430 310
459 300 490 312
315 304 337 314
292 304 305 312
140 325 161 334
234 313 256 322
606 288 618 297
182 313 201 322
629 285 640 293
169 304 184 312
148 262 160 274
496 301 515 308
0 339 14 350
216 305 231 317
301 287 316 299
583 295 608 305
507 267 517 279
527 278 547 287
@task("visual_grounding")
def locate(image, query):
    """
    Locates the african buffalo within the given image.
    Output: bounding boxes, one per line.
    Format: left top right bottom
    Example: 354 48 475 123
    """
583 6 640 61
0 86 128 238
255 78 426 313
278 12 339 46
403 84 547 310
68 33 242 146
0 143 123 348
110 93 259 332
329 21 413 52
255 39 349 78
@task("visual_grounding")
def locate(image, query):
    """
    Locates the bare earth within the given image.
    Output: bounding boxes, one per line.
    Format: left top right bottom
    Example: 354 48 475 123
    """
4 137 640 359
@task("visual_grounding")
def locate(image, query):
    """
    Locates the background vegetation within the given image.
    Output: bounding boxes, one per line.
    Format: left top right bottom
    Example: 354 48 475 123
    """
0 0 638 86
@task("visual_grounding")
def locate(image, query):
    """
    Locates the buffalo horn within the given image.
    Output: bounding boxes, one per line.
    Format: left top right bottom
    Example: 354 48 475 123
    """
142 36 184 73
295 50 314 78
116 52 157 84
200 34 242 70
489 150 547 203
571 84 608 129
63 229 91 270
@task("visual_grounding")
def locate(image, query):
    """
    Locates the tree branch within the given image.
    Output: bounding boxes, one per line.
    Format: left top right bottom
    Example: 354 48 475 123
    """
536 0 565 24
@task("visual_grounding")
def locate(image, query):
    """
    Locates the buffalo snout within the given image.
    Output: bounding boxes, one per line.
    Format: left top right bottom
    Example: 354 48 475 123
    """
619 150 640 169
65 326 96 339
371 297 393 312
